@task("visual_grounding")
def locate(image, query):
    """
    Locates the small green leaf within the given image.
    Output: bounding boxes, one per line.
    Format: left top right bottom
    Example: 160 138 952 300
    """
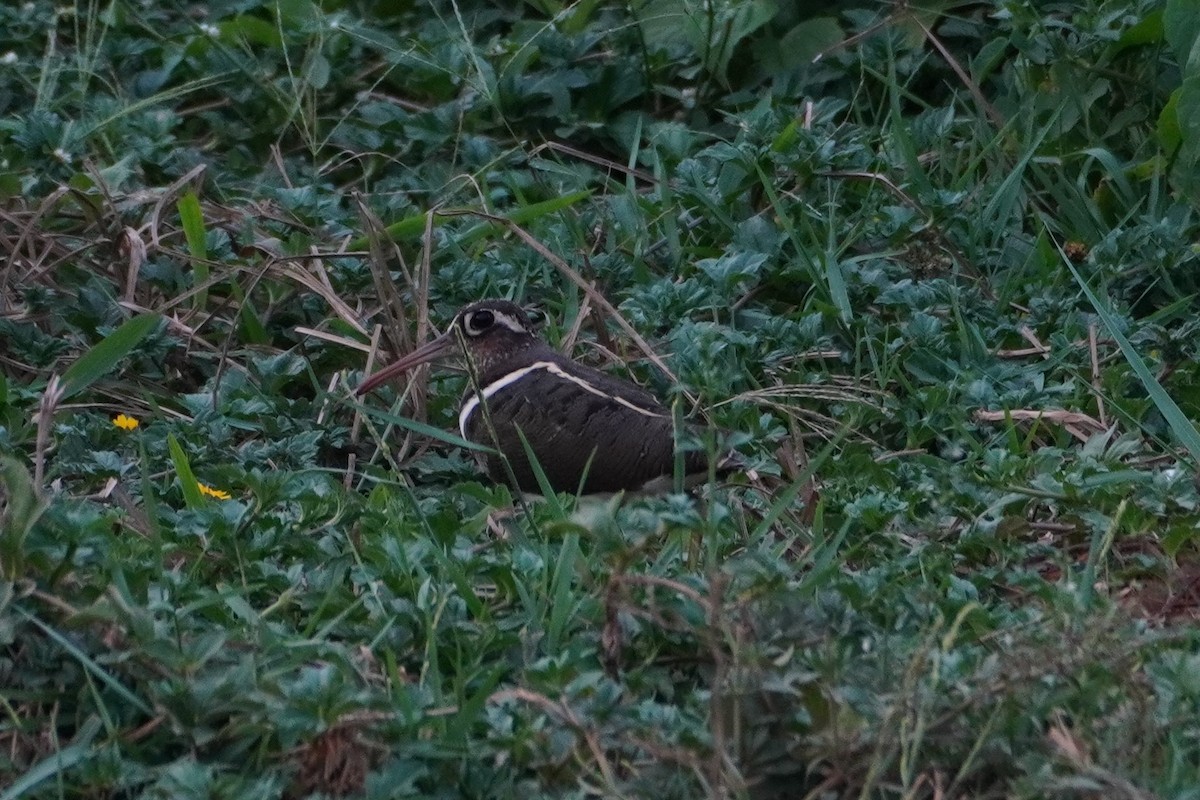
178 191 209 309
305 52 331 89
178 191 207 260
167 433 206 509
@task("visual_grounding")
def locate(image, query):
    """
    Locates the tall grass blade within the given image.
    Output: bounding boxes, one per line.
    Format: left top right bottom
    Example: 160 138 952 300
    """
349 190 593 250
546 532 581 652
1059 238 1200 462
751 432 842 541
354 399 495 452
20 609 154 715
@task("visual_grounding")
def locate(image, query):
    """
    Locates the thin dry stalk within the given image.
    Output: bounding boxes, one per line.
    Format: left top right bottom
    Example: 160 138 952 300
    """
34 376 64 487
973 408 1108 443
814 169 919 209
416 208 435 349
350 323 385 445
705 571 732 800
2 187 71 290
488 687 626 798
275 258 370 338
913 15 1004 128
354 193 415 358
117 226 147 304
531 141 658 186
560 292 594 355
145 164 207 252
722 380 884 443
1089 322 1108 427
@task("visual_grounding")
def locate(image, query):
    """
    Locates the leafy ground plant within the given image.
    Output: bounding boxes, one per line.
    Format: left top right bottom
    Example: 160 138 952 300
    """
2 1 1200 798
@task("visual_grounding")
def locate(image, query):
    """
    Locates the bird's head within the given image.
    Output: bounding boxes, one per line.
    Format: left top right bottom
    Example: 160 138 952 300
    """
356 299 539 395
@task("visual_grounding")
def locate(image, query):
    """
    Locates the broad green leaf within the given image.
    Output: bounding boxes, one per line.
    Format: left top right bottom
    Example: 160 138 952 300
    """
776 17 843 69
1113 9 1163 54
223 13 282 46
1159 87 1182 154
0 456 45 579
1165 0 1200 74
59 313 161 400
178 191 207 260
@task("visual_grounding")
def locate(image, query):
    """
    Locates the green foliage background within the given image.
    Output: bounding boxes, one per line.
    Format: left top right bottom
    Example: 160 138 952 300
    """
2 1 1200 797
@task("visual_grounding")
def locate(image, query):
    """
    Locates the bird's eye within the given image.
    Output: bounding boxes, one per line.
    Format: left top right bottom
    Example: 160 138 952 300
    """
465 309 495 335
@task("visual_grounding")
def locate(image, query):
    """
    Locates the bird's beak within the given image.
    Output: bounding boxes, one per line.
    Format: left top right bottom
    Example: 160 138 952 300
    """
356 331 457 396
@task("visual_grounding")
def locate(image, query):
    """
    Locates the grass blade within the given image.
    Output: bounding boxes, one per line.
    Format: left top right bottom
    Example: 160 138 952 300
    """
0 716 101 800
348 190 593 251
20 609 154 715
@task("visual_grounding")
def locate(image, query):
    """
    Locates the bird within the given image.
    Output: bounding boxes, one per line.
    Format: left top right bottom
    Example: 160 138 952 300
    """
356 299 726 495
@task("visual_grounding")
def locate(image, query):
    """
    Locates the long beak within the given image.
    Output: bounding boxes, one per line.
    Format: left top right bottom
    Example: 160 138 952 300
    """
356 332 457 396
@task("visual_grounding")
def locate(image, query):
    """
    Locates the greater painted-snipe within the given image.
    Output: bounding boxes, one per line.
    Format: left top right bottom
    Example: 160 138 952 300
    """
358 300 728 494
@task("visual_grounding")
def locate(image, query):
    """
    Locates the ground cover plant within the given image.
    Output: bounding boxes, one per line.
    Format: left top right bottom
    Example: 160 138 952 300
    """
2 0 1200 797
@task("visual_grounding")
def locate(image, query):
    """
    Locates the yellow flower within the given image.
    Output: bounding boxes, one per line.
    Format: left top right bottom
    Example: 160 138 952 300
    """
113 414 139 431
198 483 231 501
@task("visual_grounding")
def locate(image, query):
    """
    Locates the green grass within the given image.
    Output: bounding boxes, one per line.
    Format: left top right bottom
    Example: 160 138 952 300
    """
2 1 1200 798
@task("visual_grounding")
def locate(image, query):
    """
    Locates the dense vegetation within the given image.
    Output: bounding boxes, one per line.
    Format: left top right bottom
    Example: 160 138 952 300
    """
2 1 1199 797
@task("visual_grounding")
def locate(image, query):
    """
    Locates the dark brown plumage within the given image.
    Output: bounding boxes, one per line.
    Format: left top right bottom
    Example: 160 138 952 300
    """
357 300 718 495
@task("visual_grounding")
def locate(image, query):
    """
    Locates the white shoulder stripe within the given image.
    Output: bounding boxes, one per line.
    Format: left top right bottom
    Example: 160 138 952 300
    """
459 360 665 438
459 363 546 438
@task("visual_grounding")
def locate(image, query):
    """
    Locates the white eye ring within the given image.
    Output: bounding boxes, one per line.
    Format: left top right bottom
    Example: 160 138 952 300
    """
465 309 495 335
